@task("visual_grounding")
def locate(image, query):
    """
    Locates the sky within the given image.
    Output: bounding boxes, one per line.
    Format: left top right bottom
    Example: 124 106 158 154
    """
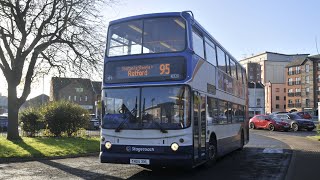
1 0 320 98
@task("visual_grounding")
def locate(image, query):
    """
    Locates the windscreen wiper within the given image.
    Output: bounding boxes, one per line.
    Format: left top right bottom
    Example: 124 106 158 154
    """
153 121 168 133
115 118 128 132
115 106 137 132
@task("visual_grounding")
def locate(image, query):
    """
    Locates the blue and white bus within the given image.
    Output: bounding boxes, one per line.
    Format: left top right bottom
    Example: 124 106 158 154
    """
100 11 249 168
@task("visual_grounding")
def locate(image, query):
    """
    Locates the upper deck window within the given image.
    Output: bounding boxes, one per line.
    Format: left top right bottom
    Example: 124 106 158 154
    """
192 28 204 58
217 46 227 73
107 17 186 57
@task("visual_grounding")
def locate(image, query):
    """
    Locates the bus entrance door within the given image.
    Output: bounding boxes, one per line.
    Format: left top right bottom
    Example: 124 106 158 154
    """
193 92 207 164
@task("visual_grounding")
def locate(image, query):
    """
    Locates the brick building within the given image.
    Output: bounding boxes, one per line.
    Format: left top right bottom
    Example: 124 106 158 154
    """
285 55 320 113
240 52 309 113
50 77 102 114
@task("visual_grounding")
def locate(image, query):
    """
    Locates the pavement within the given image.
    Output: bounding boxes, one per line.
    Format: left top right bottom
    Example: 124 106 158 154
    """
252 129 320 180
0 130 319 179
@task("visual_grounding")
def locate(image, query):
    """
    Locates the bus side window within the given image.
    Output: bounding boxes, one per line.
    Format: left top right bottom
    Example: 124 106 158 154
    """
192 28 204 59
207 96 218 124
204 38 217 66
216 46 227 73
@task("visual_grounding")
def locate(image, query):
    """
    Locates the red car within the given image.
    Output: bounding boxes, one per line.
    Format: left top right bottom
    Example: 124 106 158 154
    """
249 115 290 131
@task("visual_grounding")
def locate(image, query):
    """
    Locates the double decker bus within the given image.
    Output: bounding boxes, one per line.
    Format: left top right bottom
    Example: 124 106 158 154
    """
100 11 249 168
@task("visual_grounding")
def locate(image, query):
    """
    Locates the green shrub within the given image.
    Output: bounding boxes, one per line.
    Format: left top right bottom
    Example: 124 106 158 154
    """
43 101 89 137
19 108 44 137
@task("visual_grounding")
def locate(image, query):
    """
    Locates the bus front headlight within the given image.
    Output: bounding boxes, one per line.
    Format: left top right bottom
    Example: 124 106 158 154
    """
105 141 112 150
171 142 179 151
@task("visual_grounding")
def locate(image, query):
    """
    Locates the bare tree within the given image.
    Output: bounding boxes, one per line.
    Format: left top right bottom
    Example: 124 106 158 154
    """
0 0 113 139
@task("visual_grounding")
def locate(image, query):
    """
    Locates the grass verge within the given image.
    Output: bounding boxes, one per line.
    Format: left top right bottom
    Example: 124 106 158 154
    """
0 136 100 158
307 136 320 141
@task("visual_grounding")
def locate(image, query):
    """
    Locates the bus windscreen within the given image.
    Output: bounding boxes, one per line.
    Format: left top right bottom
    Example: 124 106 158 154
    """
107 17 186 57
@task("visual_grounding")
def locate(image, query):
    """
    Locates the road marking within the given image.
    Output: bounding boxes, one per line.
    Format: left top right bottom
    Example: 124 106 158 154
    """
263 148 283 154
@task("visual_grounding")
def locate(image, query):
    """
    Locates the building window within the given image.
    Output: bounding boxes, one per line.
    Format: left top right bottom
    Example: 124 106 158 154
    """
306 76 310 84
284 96 286 100
318 75 320 82
288 78 293 85
306 87 310 96
295 77 301 85
284 88 286 93
306 99 310 107
284 105 286 109
288 67 293 75
306 64 310 72
74 96 77 101
296 66 300 73
276 88 280 92
275 104 279 109
85 96 88 102
276 96 280 100
257 98 261 106
75 88 83 93
295 88 301 96
79 96 82 102
68 96 71 101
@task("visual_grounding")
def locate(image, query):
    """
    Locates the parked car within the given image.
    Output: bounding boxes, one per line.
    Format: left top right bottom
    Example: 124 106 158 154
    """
0 115 8 132
273 113 315 131
291 112 312 119
89 118 100 130
249 115 290 131
269 111 288 115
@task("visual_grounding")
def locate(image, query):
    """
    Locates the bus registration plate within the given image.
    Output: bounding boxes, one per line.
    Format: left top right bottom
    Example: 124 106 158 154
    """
130 159 150 165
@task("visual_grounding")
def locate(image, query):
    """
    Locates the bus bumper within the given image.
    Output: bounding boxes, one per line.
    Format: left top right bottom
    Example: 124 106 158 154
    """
99 151 193 167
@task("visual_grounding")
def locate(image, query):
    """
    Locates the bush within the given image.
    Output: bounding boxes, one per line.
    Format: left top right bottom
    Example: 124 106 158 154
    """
19 108 44 137
44 101 89 137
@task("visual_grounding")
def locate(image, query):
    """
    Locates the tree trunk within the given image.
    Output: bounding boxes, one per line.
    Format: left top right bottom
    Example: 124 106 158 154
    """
7 83 21 140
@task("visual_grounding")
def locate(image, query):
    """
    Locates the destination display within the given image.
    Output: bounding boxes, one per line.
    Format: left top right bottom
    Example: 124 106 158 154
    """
104 57 186 83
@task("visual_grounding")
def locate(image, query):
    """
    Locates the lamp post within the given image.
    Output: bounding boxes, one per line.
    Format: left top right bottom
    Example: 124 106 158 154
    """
251 81 256 116
42 74 44 105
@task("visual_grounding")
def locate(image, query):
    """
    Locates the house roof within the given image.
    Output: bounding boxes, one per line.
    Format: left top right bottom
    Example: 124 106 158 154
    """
239 51 309 62
52 77 91 92
51 77 102 99
285 55 320 68
285 58 307 68
309 54 320 59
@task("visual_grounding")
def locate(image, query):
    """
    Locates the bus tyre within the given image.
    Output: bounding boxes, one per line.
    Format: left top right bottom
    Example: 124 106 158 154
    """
204 139 217 168
238 131 244 150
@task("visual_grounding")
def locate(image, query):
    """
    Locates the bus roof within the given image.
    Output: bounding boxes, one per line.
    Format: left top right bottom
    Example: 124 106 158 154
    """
109 12 182 25
108 11 245 70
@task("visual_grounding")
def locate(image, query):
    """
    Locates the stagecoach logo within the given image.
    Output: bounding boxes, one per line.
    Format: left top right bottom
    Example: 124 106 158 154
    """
106 75 113 81
126 146 155 152
126 146 132 152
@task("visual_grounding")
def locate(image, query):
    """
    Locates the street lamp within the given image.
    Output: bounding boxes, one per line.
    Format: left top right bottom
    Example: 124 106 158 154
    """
251 81 256 116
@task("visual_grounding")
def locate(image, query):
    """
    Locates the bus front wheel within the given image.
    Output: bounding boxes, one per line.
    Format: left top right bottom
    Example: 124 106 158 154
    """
204 138 217 167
